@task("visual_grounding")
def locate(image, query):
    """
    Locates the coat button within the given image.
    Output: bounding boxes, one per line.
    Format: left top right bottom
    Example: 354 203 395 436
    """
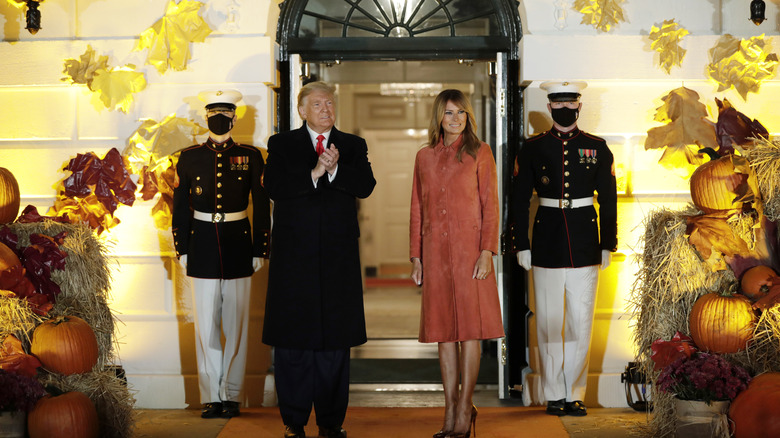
217 204 222 209
565 182 570 188
564 193 570 198
217 172 222 177
441 209 446 214
442 232 448 237
217 194 222 198
564 160 568 165
564 150 568 155
564 171 570 176
217 182 222 188
563 141 568 146
217 153 222 158
218 163 223 167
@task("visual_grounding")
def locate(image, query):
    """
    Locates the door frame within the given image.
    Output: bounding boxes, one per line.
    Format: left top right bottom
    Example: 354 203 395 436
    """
273 0 526 400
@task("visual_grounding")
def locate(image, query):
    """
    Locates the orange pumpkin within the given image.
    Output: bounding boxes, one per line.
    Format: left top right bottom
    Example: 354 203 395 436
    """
689 148 746 214
31 315 98 375
689 288 757 354
729 372 780 438
740 265 777 302
27 391 99 438
0 167 21 224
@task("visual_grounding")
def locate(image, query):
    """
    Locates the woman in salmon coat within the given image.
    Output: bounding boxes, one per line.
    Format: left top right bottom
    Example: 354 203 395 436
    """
410 89 504 438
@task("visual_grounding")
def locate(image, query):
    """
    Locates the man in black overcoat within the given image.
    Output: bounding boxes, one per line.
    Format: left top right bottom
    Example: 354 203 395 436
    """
511 81 617 417
172 90 271 419
262 81 376 438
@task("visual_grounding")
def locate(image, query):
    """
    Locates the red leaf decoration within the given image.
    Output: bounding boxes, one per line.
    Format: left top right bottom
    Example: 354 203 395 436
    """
63 147 137 214
15 205 69 225
715 98 768 155
651 331 698 371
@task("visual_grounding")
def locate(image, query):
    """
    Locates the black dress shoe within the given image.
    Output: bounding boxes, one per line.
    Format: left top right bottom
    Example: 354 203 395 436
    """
221 401 240 418
318 426 347 438
284 425 305 438
565 400 587 416
545 398 566 416
201 402 223 419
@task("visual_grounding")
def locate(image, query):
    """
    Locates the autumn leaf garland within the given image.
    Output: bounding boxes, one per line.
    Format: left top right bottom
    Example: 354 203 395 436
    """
644 87 719 175
650 19 689 74
573 0 627 33
61 45 147 113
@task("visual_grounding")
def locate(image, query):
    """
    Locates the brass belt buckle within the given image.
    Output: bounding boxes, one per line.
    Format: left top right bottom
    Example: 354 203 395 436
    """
559 199 571 209
212 212 224 223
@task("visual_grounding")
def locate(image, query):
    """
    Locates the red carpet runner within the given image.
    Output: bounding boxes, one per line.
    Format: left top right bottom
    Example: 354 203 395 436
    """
218 406 568 437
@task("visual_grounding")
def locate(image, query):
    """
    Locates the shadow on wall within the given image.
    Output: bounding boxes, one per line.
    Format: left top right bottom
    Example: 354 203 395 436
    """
1 3 23 41
528 110 552 136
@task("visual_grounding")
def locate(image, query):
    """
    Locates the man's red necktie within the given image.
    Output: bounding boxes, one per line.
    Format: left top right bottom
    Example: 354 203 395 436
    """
316 135 325 156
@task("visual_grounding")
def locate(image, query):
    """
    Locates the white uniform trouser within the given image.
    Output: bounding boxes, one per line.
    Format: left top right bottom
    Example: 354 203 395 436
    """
532 265 598 403
191 277 251 403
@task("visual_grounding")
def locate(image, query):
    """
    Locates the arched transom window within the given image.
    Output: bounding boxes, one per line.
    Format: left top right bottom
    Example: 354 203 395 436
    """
278 0 522 60
298 0 502 38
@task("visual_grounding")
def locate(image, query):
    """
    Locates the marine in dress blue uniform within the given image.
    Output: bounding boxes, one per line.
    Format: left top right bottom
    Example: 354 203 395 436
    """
172 90 270 419
511 81 617 417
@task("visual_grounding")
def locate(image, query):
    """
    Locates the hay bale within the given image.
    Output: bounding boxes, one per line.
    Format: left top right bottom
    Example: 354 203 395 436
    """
0 294 42 344
6 221 115 367
746 138 780 222
4 220 133 436
631 205 780 436
42 370 135 438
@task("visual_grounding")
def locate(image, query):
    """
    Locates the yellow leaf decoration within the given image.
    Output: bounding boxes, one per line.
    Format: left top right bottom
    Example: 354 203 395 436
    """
644 87 718 176
62 45 109 86
90 65 147 113
707 34 779 100
135 0 212 74
123 115 207 229
123 114 207 175
49 195 121 235
573 0 626 33
649 19 689 74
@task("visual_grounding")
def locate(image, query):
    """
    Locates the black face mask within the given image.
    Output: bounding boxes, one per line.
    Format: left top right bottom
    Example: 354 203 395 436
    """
208 114 233 135
551 107 579 127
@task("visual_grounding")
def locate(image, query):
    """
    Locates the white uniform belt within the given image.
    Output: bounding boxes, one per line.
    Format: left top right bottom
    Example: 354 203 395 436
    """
538 197 593 209
193 210 247 223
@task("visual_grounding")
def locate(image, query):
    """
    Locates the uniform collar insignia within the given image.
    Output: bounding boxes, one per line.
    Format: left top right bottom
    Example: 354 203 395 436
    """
206 137 235 150
551 126 580 139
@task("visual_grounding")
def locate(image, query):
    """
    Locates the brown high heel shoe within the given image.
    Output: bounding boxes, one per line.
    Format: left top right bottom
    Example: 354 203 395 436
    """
433 430 451 438
446 405 478 438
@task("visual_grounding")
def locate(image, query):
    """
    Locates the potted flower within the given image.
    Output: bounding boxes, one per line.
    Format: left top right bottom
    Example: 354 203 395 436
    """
0 369 46 438
656 351 751 438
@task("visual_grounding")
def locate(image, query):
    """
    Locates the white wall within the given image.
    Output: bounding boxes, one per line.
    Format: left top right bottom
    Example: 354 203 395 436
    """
0 0 280 409
520 0 780 407
2 0 779 409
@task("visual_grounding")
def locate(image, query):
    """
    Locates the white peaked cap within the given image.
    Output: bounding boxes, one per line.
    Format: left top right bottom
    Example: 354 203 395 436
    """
539 81 587 101
198 89 243 109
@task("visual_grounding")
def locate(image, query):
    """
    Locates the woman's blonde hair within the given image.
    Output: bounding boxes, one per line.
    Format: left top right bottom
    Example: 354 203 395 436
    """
427 89 480 161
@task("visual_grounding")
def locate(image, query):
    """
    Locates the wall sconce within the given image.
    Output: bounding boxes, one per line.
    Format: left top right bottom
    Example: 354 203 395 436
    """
10 0 44 34
750 0 766 25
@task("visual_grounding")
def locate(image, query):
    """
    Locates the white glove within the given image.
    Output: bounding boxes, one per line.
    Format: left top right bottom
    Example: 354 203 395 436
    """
516 250 531 271
253 257 264 272
601 250 611 270
179 254 187 268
